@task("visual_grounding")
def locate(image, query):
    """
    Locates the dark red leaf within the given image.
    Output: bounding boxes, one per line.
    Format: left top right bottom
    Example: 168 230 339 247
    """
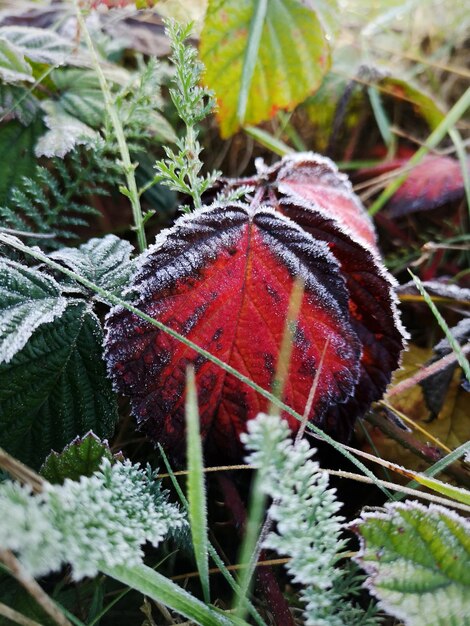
105 203 362 460
260 153 378 248
358 155 468 217
105 153 407 460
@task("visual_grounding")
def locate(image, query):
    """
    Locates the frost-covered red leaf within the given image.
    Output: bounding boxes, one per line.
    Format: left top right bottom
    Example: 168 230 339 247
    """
105 152 406 459
105 204 362 460
358 154 469 217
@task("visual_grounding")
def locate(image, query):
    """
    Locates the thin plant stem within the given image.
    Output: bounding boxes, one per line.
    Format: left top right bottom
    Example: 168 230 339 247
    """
0 551 73 626
73 2 147 251
0 603 43 626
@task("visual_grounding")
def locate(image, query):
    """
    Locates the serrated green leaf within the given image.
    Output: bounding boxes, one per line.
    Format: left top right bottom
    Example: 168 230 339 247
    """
0 117 43 204
0 36 33 84
49 235 136 298
0 259 68 364
352 501 470 626
40 432 115 484
0 26 72 68
51 69 105 128
35 100 99 158
200 0 330 138
0 83 39 125
0 303 119 469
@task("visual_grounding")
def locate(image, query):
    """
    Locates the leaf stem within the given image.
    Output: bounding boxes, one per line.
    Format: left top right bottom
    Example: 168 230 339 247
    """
73 3 147 251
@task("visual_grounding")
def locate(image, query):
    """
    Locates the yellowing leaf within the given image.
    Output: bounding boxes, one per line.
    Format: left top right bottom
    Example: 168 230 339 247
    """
200 0 330 138
363 345 470 474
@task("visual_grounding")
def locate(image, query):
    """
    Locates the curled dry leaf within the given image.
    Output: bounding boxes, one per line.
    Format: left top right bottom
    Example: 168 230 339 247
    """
105 153 406 461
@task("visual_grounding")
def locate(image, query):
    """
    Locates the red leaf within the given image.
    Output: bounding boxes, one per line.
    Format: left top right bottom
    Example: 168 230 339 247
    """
358 155 468 217
274 198 405 440
105 204 362 460
105 153 407 460
265 153 378 248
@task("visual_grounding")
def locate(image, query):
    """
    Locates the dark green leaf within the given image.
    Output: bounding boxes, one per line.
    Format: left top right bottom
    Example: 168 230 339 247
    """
0 118 43 204
0 259 68 364
40 431 116 484
0 302 119 469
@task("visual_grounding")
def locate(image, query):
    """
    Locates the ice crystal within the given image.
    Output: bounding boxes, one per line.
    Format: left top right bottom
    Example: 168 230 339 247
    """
0 459 185 580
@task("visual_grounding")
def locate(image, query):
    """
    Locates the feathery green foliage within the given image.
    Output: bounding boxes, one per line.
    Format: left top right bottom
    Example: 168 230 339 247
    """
242 413 380 626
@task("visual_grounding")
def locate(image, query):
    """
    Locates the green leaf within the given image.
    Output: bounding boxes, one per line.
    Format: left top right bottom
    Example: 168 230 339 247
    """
0 83 39 125
200 0 330 138
40 432 115 484
0 36 33 84
0 118 43 204
0 26 72 68
0 259 68 364
352 501 470 626
49 235 136 299
51 69 105 128
35 100 99 158
0 302 119 469
185 367 210 604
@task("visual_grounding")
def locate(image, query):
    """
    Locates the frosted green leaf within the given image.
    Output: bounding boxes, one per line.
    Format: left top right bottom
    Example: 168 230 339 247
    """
49 235 136 298
0 36 33 83
200 0 330 137
0 303 119 468
35 100 99 158
352 501 470 626
0 259 68 364
40 432 117 484
0 26 72 67
52 68 105 129
0 83 39 125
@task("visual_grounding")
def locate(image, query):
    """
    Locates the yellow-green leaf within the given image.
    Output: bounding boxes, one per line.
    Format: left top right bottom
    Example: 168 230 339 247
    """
200 0 330 138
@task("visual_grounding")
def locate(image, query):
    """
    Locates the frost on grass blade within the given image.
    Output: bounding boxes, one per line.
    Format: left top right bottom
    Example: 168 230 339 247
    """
351 501 470 626
0 259 68 364
105 203 361 461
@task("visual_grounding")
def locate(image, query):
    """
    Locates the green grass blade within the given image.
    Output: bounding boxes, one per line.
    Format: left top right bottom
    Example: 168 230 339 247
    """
0 233 392 499
185 366 210 604
397 440 470 500
368 86 394 150
410 271 470 384
100 563 246 626
158 446 268 626
244 125 294 156
237 0 268 124
449 127 470 217
369 86 470 216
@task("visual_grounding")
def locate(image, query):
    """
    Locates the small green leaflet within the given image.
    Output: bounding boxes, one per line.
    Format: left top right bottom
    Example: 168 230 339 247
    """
49 235 136 299
0 302 119 469
200 0 330 137
40 432 117 484
352 501 470 626
0 259 68 364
